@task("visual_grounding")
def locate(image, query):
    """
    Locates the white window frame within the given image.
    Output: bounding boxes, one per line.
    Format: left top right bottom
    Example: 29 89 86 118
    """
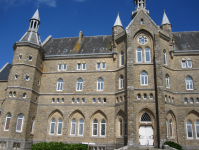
4 114 11 131
166 120 168 137
169 120 173 138
52 98 55 103
187 60 192 68
145 47 151 62
96 63 100 70
102 62 106 69
77 98 80 103
98 98 101 103
182 60 186 68
121 52 124 66
100 119 106 136
120 76 124 89
137 94 141 100
137 48 142 63
166 75 170 88
163 50 167 65
82 98 85 103
70 119 76 136
186 77 193 90
119 119 123 136
97 78 104 91
78 119 84 136
93 98 96 103
57 98 60 103
186 121 193 139
195 121 199 139
92 119 98 136
103 98 106 103
184 98 188 104
15 75 18 80
150 93 153 99
82 63 86 70
57 79 63 91
140 72 148 86
57 119 63 135
13 92 16 97
196 98 199 104
190 98 194 104
9 92 12 97
30 117 35 133
16 114 24 132
72 98 75 103
58 64 62 71
23 93 26 99
63 64 67 71
62 98 64 103
77 63 81 70
49 118 56 135
76 78 83 91
143 94 147 100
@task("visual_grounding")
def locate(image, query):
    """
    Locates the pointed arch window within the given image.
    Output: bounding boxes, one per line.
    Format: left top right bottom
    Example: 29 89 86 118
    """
77 78 83 91
137 48 142 62
195 121 199 139
166 120 168 137
121 52 124 66
101 119 106 136
50 118 55 135
186 121 193 138
97 78 104 91
169 120 173 137
57 79 63 91
145 47 151 62
120 75 124 89
184 98 188 104
163 50 167 65
30 117 35 133
16 114 24 132
140 71 148 86
92 119 98 136
71 119 76 135
140 113 152 123
166 74 170 88
186 77 193 90
119 119 123 136
78 119 84 136
57 119 63 135
4 113 11 131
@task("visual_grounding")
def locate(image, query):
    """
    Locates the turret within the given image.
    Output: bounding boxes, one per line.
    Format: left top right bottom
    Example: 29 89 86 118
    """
132 0 149 19
160 10 172 33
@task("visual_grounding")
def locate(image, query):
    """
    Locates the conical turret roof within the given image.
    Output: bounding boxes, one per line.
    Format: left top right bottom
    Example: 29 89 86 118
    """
161 11 171 25
114 13 123 27
31 7 40 21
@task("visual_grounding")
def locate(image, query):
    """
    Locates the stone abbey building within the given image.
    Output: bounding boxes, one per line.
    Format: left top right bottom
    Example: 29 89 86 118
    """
0 0 199 149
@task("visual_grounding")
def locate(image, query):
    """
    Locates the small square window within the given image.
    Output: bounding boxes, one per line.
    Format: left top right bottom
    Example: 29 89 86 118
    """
13 92 16 97
57 98 60 103
98 98 101 103
63 64 67 70
19 55 22 60
82 98 85 103
102 62 106 69
103 98 106 103
29 56 32 61
77 98 80 103
23 93 26 98
97 63 100 69
58 64 62 71
62 98 64 103
52 98 55 103
182 61 186 68
187 60 192 68
93 98 96 103
77 64 81 70
15 75 18 79
82 63 86 70
72 98 75 103
26 75 30 81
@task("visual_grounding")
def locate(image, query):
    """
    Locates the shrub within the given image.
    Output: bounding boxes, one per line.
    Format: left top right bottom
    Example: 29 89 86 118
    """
31 142 90 150
164 141 183 150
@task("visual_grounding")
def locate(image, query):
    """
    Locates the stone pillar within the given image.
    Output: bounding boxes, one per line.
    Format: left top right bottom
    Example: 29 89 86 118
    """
154 33 167 148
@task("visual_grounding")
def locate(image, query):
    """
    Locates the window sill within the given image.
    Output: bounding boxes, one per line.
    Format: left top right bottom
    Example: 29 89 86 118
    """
90 136 107 138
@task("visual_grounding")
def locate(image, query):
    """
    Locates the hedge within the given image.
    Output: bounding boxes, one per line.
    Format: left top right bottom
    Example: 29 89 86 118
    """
31 142 91 150
164 141 183 150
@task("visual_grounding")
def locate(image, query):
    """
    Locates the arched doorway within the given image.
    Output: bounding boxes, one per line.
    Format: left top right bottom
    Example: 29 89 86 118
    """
139 113 154 146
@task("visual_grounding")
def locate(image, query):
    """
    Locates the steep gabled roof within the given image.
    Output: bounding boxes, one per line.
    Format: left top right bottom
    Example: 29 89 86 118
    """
0 63 11 81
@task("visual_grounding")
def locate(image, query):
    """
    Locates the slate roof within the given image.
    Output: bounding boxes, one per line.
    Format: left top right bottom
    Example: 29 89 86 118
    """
173 31 199 50
44 35 113 56
0 64 11 81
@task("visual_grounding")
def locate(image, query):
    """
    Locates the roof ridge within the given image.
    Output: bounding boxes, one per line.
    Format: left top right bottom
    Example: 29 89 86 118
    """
51 35 112 39
0 63 9 73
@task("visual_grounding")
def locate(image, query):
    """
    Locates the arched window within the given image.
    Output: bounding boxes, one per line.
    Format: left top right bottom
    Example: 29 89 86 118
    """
166 120 168 137
121 52 124 66
71 119 76 135
166 74 170 88
195 120 199 139
119 119 123 136
190 98 194 104
57 119 63 135
77 78 83 91
184 98 188 104
50 118 55 134
186 121 193 138
196 98 199 104
93 119 98 136
16 114 24 132
101 119 106 136
150 93 153 99
78 119 84 136
140 113 152 123
137 93 141 100
169 120 173 137
97 78 104 91
30 117 35 133
140 71 148 85
57 79 63 91
145 47 151 62
186 77 193 90
4 113 11 131
120 75 124 89
137 48 142 62
163 50 167 65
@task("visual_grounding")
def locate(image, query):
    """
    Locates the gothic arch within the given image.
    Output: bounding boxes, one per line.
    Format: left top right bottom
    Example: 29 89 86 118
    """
136 107 156 119
115 110 125 119
90 110 107 120
166 110 177 138
48 109 63 119
133 29 154 40
184 110 199 118
69 109 85 119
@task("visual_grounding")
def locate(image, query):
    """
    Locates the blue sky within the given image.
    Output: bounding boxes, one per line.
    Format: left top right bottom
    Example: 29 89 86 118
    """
0 0 198 69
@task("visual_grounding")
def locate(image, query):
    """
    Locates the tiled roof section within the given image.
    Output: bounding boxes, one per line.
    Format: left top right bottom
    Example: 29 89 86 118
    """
43 35 112 55
0 64 11 81
173 31 199 50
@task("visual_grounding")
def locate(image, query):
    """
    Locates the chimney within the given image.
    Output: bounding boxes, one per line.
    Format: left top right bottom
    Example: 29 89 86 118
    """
78 31 83 43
